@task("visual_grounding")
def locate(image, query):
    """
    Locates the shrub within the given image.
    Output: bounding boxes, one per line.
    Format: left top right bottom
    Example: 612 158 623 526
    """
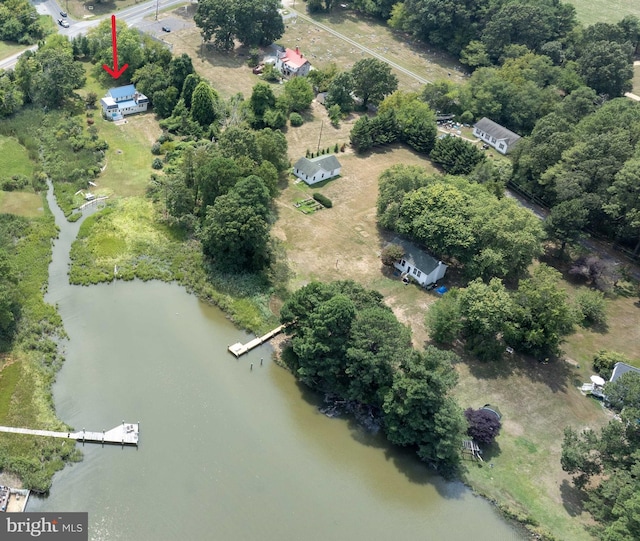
248 47 260 68
465 408 501 445
593 350 632 380
151 158 164 170
328 104 341 126
1 175 30 191
381 244 404 266
334 143 339 153
313 193 332 208
151 142 162 155
575 289 607 327
289 112 304 127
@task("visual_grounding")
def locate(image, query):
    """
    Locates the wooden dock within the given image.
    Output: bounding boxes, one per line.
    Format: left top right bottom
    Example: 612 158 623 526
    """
228 325 285 357
0 422 139 446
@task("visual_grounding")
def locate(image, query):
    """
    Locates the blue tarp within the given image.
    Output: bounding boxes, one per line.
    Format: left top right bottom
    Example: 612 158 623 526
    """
436 286 448 295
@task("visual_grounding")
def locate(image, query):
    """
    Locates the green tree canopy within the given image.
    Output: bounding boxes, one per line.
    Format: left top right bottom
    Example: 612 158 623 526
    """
190 81 220 128
430 135 485 175
350 58 398 108
283 76 314 112
195 0 284 50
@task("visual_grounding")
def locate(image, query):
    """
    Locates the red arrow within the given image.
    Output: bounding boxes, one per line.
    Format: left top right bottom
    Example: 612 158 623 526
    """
102 15 128 79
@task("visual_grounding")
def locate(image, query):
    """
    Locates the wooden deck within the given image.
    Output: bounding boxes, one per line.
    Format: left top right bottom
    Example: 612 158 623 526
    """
0 422 139 446
228 325 285 357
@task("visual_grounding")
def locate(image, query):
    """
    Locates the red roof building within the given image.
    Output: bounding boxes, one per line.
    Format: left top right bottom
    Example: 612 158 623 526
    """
276 46 312 77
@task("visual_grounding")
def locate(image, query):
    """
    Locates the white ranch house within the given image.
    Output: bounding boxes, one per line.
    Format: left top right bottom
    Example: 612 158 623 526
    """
293 155 341 185
101 84 149 121
473 117 521 154
275 46 311 77
388 238 447 287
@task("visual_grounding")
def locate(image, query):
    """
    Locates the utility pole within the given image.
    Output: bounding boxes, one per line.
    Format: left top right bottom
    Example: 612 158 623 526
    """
316 120 324 154
155 0 159 20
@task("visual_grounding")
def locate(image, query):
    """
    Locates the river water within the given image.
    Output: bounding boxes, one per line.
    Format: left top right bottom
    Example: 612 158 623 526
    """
27 187 525 540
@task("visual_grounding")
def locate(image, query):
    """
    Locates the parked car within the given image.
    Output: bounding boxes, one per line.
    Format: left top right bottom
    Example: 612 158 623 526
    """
161 26 171 32
58 19 70 28
60 10 67 17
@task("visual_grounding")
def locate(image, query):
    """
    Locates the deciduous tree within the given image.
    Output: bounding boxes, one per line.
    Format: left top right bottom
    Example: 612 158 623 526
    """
350 58 398 108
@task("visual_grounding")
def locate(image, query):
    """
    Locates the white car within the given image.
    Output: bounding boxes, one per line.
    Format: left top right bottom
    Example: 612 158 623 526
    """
58 19 69 28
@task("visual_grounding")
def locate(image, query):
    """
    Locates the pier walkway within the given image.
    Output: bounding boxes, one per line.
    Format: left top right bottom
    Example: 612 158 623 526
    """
228 325 285 357
0 422 139 446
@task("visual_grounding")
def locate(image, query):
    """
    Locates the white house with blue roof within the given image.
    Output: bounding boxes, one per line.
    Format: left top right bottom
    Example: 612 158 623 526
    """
100 84 149 120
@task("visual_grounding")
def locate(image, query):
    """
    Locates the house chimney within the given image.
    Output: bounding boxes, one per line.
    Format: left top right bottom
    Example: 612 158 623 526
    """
295 46 300 55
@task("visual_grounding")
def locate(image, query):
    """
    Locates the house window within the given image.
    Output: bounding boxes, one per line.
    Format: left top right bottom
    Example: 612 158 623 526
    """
491 137 496 143
416 270 421 277
498 143 505 150
401 259 406 267
412 268 417 275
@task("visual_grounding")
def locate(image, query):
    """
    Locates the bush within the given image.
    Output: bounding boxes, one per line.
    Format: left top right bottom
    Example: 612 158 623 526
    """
151 158 164 170
151 142 162 155
289 112 304 127
593 350 632 380
328 104 341 126
465 408 501 445
575 289 607 327
313 193 332 208
1 175 30 191
381 244 404 266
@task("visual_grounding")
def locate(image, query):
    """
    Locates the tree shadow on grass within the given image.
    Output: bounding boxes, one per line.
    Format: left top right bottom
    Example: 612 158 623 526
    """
560 479 587 517
458 348 575 394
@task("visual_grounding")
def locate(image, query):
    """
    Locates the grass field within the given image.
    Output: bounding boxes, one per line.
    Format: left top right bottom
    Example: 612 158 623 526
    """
0 192 44 217
77 66 160 198
0 41 28 61
62 0 139 20
0 135 35 179
566 0 640 24
163 4 466 99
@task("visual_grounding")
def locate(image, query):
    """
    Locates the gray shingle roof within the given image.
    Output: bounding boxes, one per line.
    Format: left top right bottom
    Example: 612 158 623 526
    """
474 117 521 147
610 362 640 382
389 237 440 275
293 155 341 178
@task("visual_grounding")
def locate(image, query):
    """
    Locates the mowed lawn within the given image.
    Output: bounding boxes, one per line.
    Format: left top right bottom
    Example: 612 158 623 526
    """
0 135 35 178
77 66 160 198
566 0 640 24
0 40 28 61
0 191 44 217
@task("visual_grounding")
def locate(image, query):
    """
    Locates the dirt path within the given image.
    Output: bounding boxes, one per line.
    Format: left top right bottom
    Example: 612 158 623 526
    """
283 3 435 85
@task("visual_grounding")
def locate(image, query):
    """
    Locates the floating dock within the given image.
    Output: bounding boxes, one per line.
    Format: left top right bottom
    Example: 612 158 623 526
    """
228 325 285 357
0 422 139 446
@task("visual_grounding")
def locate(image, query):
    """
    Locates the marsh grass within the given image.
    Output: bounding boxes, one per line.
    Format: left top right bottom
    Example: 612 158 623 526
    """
69 198 278 333
0 213 82 493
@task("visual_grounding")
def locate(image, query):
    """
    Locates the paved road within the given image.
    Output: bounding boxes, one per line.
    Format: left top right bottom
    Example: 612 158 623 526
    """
0 0 188 70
